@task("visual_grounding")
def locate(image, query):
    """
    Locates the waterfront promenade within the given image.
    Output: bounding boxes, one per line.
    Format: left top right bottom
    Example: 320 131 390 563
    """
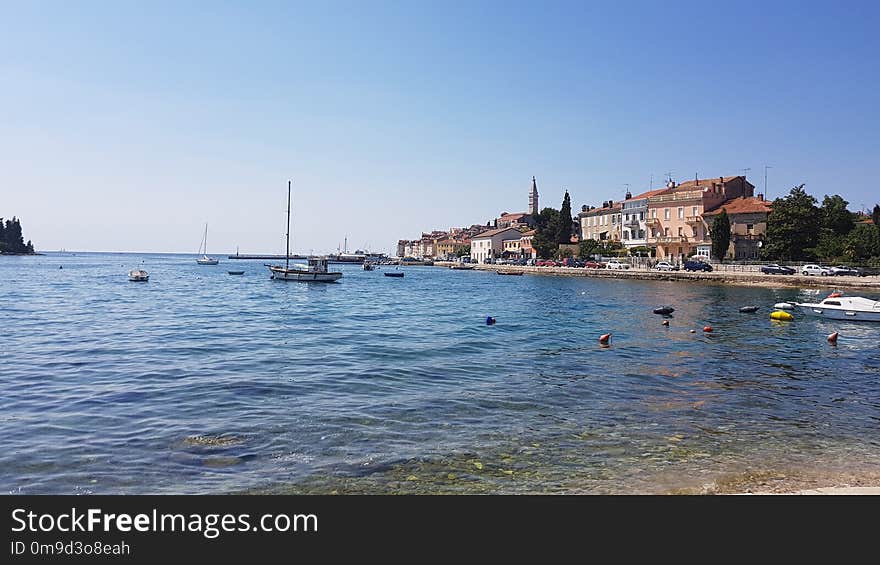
433 262 880 290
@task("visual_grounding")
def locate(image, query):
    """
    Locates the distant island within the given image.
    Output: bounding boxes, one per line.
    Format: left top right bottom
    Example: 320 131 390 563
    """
0 217 37 255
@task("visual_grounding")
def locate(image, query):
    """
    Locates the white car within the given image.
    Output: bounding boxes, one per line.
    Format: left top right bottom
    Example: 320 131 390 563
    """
605 259 630 270
802 264 830 276
655 261 677 271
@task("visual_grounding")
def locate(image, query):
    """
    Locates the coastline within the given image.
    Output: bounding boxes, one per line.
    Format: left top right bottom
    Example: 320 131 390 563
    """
434 262 880 291
677 467 880 495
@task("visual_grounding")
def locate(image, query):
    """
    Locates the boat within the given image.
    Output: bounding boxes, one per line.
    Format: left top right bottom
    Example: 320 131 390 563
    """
228 270 244 275
739 306 759 313
384 271 404 277
363 262 375 271
497 270 523 275
794 295 880 322
128 269 149 282
267 180 342 283
774 301 796 310
450 264 475 270
196 223 219 265
653 306 675 315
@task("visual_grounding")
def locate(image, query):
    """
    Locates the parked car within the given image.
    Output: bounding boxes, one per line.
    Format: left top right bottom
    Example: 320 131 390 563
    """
654 261 678 271
760 263 796 275
829 265 864 277
536 259 558 267
562 258 584 267
801 264 830 276
584 260 606 269
525 258 537 266
684 260 713 272
605 259 630 270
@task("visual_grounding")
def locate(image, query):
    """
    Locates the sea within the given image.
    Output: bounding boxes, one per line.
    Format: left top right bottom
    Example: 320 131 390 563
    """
2 252 879 494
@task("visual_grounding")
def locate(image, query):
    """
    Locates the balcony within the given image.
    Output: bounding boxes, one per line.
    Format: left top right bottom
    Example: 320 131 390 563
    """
653 236 689 244
733 233 761 240
646 217 661 226
685 216 702 225
624 218 640 228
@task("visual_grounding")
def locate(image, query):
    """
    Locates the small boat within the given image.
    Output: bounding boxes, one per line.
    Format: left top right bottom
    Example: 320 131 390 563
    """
774 302 796 310
128 269 149 282
794 295 880 322
363 262 375 271
450 264 475 270
653 306 675 315
196 223 219 265
384 272 404 278
497 270 523 275
267 181 342 283
739 306 759 313
228 270 244 275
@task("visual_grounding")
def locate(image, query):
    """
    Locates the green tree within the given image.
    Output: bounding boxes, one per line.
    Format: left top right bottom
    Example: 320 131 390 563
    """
532 207 561 259
846 223 880 261
709 209 731 262
814 229 845 262
578 239 600 259
820 195 854 236
453 244 470 257
872 204 880 228
762 184 820 261
557 191 573 244
0 217 5 252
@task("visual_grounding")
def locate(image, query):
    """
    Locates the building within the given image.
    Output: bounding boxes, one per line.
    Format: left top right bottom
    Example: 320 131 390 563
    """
501 236 522 258
520 230 536 259
435 238 469 260
619 188 671 249
529 176 540 215
646 176 755 260
496 212 535 229
579 200 622 243
396 240 408 257
470 227 524 263
701 195 772 260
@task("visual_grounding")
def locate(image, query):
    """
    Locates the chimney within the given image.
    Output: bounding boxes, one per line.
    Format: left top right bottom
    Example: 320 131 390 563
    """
625 190 632 200
758 193 764 201
581 205 588 212
608 199 613 207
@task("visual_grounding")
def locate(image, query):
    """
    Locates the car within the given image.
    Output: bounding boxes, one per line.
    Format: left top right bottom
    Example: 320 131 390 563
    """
654 261 678 271
605 259 630 270
584 260 606 269
829 265 864 277
801 264 830 276
536 259 558 267
525 258 537 266
684 260 713 272
761 264 796 275
562 258 584 267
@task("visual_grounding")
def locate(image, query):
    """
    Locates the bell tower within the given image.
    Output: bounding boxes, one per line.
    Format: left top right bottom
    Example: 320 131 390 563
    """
529 176 539 215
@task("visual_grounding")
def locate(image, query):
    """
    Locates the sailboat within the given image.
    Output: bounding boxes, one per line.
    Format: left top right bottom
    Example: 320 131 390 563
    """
196 223 219 265
267 180 342 282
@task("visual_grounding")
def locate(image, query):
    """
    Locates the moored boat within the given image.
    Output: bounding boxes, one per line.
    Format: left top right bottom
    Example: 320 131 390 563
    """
795 295 880 322
128 269 149 282
384 271 404 277
196 223 219 265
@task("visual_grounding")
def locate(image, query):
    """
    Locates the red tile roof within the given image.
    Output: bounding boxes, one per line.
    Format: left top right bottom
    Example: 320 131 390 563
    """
471 227 524 239
702 196 772 216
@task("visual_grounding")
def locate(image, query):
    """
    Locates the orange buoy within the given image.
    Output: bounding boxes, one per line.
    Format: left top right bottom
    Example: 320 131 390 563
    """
703 326 713 333
599 333 611 345
827 331 839 344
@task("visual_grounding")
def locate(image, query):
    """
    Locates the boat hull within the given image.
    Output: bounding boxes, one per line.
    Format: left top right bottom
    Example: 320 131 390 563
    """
796 305 880 322
197 258 219 265
268 266 341 282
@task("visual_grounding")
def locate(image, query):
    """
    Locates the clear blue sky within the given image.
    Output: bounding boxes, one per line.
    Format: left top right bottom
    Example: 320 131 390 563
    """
2 0 878 254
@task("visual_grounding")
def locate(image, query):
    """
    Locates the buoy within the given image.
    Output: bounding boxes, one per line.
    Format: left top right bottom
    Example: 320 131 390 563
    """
703 326 713 333
661 320 669 326
770 310 794 321
689 329 696 333
827 292 842 299
739 306 759 313
599 333 611 345
827 331 839 344
774 302 796 310
486 316 496 325
653 306 675 315
59 265 63 269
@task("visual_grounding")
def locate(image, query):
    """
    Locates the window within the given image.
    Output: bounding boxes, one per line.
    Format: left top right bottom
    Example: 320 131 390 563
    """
664 228 669 236
692 227 698 237
678 207 684 219
640 212 645 221
652 209 657 219
664 208 670 220
692 207 698 217
746 223 754 233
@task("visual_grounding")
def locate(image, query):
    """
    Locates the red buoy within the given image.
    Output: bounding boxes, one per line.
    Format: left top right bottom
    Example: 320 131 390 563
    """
827 331 839 344
599 333 611 345
703 326 713 333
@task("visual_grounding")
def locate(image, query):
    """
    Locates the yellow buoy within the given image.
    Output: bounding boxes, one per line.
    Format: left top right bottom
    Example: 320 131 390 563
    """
770 310 794 321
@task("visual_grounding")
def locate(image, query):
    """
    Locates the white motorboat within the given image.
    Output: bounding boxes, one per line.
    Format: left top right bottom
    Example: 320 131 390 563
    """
129 269 149 282
267 180 342 283
795 294 880 322
196 223 219 265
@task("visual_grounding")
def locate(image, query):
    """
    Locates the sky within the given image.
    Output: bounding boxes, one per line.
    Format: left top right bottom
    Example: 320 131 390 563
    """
2 0 878 254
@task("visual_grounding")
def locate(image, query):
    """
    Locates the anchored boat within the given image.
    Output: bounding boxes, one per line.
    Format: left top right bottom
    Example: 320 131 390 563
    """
128 269 149 282
795 295 880 322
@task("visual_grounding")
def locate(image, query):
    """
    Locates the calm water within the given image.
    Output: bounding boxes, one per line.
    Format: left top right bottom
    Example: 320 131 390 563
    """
2 253 879 494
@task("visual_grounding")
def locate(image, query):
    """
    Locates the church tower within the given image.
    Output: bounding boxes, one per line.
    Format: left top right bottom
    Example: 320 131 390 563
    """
528 176 539 215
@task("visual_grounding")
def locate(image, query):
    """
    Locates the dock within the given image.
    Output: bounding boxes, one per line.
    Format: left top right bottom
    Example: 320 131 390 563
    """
227 254 309 260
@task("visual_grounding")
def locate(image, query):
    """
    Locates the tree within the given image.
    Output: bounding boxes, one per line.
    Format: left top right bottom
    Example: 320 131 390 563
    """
557 191 573 244
872 204 880 229
532 207 561 259
709 209 731 262
820 195 854 236
846 223 880 261
762 184 820 261
453 244 470 257
578 239 600 259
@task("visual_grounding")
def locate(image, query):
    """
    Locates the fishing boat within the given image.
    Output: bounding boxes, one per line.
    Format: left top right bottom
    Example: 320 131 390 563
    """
794 294 880 322
267 180 342 283
384 271 404 278
128 269 149 282
196 223 219 265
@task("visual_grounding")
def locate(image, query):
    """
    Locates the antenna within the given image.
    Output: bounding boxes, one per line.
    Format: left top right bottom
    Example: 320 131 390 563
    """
741 167 751 179
650 174 654 190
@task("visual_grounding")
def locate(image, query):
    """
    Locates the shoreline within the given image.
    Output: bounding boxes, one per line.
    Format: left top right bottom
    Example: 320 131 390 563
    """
434 262 880 291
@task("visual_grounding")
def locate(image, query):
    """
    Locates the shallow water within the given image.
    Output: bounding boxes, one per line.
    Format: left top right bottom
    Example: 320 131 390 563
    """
2 253 879 494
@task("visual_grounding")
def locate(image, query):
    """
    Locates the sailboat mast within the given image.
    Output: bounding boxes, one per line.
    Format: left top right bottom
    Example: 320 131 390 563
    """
286 180 291 270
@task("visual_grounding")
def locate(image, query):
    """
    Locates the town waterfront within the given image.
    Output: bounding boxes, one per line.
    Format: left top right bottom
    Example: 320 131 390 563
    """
2 252 879 494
